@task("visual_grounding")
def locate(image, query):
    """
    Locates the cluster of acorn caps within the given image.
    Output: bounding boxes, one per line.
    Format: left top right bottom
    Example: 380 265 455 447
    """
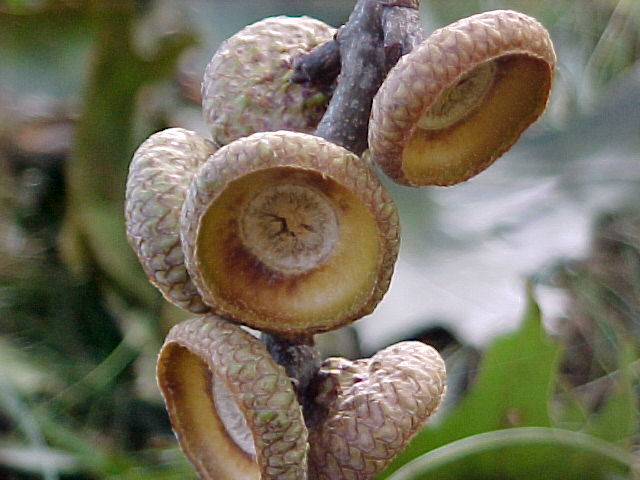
125 8 555 480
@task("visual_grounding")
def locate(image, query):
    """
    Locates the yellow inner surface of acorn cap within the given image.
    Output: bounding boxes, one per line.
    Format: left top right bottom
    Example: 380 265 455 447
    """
196 166 380 334
239 182 339 276
417 61 496 131
158 344 259 480
402 55 551 185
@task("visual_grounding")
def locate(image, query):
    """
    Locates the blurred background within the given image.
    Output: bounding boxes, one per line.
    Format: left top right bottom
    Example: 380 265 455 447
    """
0 0 638 478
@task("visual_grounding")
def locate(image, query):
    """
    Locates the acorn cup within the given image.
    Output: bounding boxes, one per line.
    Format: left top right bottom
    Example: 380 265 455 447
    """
156 317 447 480
202 16 336 146
308 341 447 480
125 128 217 313
156 315 308 480
368 9 556 186
180 130 400 338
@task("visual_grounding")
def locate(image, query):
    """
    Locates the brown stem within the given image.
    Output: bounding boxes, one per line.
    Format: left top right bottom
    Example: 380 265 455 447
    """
382 5 425 58
314 0 387 154
291 38 341 86
260 333 322 421
302 0 423 155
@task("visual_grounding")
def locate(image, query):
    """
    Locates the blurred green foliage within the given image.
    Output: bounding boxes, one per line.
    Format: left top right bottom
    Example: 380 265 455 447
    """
0 0 638 479
385 427 635 480
376 289 637 479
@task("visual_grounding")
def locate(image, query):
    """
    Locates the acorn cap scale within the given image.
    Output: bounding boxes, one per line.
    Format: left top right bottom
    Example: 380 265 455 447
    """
180 130 400 337
308 341 447 479
157 315 308 480
369 10 556 186
125 128 217 312
202 16 336 146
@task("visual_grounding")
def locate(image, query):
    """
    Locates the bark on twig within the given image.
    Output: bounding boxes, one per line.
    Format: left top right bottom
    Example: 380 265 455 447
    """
291 38 341 86
261 333 323 421
382 5 425 57
292 0 424 155
315 0 388 154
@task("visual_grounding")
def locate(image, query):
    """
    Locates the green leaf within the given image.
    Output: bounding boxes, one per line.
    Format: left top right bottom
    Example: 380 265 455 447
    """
585 343 638 447
376 285 562 478
551 386 591 433
385 427 634 480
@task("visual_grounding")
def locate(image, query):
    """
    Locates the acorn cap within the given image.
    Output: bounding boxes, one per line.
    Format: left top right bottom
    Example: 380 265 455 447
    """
369 10 556 186
125 128 217 313
308 341 447 479
180 130 399 338
156 315 308 480
202 16 335 146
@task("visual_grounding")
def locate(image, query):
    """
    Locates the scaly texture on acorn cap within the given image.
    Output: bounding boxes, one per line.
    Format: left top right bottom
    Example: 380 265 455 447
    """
369 10 556 186
202 16 335 146
125 128 217 313
157 315 308 480
180 130 399 338
308 341 446 480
